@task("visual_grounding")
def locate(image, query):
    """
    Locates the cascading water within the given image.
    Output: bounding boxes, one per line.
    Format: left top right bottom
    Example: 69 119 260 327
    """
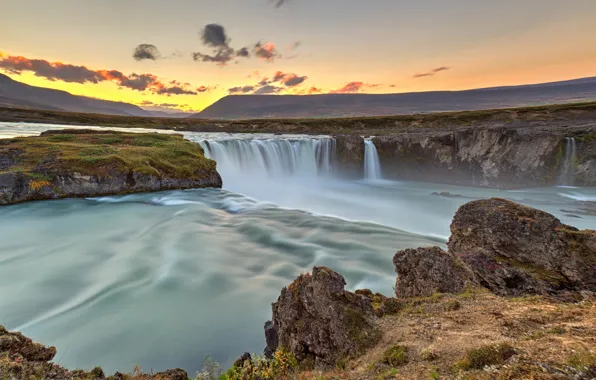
198 137 336 179
364 139 382 180
559 137 577 186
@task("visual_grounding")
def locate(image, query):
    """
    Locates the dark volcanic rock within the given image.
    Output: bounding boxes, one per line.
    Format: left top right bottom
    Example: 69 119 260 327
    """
448 198 596 297
332 135 365 179
393 246 475 297
0 325 56 362
269 266 381 369
263 320 278 358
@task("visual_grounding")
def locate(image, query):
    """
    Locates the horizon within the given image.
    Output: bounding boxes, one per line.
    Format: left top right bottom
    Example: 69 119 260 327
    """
1 0 596 114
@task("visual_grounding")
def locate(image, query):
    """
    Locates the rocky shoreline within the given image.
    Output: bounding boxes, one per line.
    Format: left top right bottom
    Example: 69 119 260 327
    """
2 198 594 379
0 130 222 205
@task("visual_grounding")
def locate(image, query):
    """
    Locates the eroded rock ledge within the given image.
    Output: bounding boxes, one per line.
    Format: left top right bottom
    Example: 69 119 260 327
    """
0 130 222 205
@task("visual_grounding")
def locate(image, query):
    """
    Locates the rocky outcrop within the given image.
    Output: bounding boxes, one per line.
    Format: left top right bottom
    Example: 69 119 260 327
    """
372 126 596 188
393 246 474 298
0 325 188 379
394 198 595 299
266 266 381 369
332 135 364 178
448 198 596 297
0 130 222 205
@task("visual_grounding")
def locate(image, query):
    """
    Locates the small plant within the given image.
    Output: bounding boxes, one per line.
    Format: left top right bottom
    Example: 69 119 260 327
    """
29 180 51 191
567 349 596 371
429 369 441 380
220 349 298 380
454 343 516 371
420 348 438 361
196 356 222 380
444 300 461 311
382 345 408 367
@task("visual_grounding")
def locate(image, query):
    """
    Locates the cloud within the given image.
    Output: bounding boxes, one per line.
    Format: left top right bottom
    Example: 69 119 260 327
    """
287 41 301 51
236 47 250 57
192 46 236 66
201 24 229 48
133 44 161 61
413 66 451 78
254 42 280 62
273 0 289 7
329 82 381 94
254 85 282 94
227 70 308 95
228 85 256 94
196 85 213 93
307 86 322 94
0 52 198 95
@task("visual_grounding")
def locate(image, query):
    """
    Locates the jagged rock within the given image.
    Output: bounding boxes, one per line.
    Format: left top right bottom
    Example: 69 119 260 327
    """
234 352 252 368
448 198 596 297
263 320 278 358
269 266 381 369
0 325 56 361
393 246 475 297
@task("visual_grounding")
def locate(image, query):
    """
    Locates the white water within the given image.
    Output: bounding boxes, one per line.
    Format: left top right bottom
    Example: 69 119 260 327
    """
364 139 383 181
560 137 577 186
1 122 596 375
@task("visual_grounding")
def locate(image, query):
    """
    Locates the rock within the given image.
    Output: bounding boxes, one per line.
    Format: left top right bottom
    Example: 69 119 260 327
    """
393 246 475 297
448 198 596 297
234 352 252 368
263 320 278 358
0 325 56 361
152 369 188 380
270 266 381 369
0 131 222 205
332 135 365 178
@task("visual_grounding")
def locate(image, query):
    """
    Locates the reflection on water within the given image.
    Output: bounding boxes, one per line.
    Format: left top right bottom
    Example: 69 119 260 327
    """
0 122 595 375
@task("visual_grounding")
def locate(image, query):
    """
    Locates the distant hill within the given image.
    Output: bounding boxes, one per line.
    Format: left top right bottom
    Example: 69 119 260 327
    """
0 73 151 117
193 77 596 119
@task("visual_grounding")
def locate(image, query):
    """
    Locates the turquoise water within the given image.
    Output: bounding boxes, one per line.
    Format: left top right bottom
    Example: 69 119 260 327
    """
0 122 595 376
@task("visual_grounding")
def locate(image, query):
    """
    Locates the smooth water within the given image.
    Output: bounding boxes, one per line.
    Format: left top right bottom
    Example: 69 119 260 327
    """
364 139 382 181
1 122 595 376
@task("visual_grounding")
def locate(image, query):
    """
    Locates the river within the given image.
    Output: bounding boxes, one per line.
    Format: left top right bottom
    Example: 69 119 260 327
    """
0 122 595 375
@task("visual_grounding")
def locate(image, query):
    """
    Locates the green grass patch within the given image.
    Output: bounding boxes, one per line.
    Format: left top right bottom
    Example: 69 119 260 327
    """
453 343 516 371
382 345 408 367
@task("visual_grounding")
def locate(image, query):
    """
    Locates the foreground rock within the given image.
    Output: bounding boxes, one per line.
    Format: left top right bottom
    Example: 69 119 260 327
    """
393 246 474 298
0 129 222 205
0 325 187 379
265 266 381 369
394 198 596 299
449 198 596 297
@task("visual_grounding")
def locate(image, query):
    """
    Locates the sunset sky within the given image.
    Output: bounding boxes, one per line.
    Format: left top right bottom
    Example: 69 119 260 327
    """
1 0 596 113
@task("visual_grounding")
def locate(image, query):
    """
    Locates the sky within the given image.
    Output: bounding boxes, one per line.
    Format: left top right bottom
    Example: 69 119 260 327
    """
1 0 596 113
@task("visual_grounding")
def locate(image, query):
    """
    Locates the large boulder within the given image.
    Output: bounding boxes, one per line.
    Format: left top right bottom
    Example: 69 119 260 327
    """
393 246 475 297
266 266 381 369
448 198 596 297
0 325 56 362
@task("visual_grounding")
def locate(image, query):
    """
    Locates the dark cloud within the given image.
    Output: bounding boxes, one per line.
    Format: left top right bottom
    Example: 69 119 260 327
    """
133 44 161 61
254 85 282 94
273 0 289 8
192 46 236 66
413 66 451 78
228 85 256 94
201 24 229 48
0 52 198 95
254 42 280 62
330 82 380 94
236 47 250 57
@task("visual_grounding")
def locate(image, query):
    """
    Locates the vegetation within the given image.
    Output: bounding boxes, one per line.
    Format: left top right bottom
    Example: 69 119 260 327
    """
453 343 516 371
0 130 215 180
382 345 409 367
1 100 596 135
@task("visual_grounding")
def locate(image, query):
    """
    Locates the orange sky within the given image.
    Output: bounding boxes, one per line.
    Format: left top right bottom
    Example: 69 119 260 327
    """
1 0 595 113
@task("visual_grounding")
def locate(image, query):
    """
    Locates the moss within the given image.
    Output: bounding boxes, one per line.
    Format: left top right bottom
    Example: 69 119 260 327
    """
343 307 381 353
454 343 516 371
382 345 408 367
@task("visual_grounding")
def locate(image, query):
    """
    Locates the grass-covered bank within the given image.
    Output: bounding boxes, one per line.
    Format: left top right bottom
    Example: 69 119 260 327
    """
1 101 596 135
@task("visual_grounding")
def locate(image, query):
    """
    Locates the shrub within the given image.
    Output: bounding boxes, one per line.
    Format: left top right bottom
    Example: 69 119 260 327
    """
444 300 461 311
382 345 408 367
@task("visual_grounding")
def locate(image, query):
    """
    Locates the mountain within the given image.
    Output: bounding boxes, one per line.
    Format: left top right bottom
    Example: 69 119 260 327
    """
0 73 151 117
193 77 596 119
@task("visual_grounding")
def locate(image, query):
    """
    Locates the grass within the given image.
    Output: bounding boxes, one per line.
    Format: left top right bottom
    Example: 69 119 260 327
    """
453 343 516 371
1 101 596 135
0 130 216 180
382 345 409 367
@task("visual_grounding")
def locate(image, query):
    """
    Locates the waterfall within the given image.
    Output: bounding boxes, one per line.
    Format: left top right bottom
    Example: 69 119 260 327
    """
364 139 382 181
198 137 336 179
559 137 577 186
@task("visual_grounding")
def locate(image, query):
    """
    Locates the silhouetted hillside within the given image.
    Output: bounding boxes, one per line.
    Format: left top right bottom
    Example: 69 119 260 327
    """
193 77 596 119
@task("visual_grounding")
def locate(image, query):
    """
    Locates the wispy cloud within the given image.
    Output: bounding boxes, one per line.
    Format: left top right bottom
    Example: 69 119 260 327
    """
330 81 380 94
228 70 308 94
413 66 451 78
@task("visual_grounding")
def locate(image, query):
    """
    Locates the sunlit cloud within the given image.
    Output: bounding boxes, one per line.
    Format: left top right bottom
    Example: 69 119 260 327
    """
413 66 451 78
330 81 380 94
